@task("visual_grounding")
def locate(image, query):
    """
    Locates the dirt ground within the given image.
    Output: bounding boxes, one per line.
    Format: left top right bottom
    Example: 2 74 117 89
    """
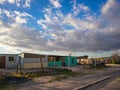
0 65 115 90
18 65 110 90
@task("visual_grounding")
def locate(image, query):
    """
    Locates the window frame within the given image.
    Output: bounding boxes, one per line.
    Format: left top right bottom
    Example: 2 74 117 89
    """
9 57 14 61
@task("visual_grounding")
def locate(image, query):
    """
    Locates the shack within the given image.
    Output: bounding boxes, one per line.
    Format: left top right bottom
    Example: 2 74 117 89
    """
19 53 48 69
48 55 77 67
0 54 17 68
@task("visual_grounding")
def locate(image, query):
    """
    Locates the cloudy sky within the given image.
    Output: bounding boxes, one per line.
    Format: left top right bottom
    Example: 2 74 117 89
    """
0 0 120 57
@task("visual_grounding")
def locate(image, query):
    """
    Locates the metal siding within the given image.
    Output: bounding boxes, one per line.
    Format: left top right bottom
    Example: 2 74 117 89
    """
23 57 48 69
24 62 48 69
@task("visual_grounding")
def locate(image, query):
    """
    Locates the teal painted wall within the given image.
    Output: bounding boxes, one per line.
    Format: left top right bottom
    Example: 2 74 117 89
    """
65 56 77 66
48 61 54 67
55 61 62 67
48 61 62 67
48 56 77 67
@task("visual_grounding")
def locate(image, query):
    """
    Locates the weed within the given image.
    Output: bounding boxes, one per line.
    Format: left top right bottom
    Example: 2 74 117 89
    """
53 75 68 81
0 79 18 90
24 68 88 82
90 65 110 70
48 80 53 82
0 75 30 90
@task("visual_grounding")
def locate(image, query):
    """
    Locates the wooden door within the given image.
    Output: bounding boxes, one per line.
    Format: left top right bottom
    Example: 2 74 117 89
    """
0 56 6 68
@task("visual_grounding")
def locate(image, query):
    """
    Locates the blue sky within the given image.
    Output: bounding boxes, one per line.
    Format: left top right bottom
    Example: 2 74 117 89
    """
0 0 120 57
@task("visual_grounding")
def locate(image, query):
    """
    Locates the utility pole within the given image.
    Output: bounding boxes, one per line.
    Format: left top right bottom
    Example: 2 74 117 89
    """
40 56 44 72
68 53 71 67
54 56 55 68
94 56 96 67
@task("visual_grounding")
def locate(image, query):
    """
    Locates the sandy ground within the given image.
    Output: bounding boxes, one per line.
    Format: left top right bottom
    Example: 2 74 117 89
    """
18 66 111 90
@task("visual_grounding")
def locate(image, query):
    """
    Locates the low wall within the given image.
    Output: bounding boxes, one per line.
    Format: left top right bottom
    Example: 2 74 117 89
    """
48 61 62 67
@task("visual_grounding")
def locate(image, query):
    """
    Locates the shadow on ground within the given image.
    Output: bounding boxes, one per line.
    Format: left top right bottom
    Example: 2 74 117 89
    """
0 76 31 90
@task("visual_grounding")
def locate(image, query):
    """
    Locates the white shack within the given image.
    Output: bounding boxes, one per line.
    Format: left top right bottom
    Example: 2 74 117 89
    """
19 53 48 69
0 54 17 68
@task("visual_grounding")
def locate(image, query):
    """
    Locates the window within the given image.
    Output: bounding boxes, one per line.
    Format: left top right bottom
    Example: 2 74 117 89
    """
9 57 14 61
48 56 54 61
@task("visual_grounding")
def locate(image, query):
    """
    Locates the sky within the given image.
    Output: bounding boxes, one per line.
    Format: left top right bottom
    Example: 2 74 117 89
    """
0 0 120 57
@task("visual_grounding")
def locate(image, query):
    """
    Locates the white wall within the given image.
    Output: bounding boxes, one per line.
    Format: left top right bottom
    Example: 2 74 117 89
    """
23 56 48 69
81 59 90 64
0 54 17 68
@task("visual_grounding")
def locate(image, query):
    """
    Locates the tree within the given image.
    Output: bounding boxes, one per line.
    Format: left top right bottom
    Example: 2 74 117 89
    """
16 58 22 74
111 53 120 64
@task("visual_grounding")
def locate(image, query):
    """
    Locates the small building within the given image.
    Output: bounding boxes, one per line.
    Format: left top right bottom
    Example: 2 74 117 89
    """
77 55 88 64
0 54 17 68
48 55 77 67
0 53 78 69
48 55 63 67
19 53 48 69
80 59 89 64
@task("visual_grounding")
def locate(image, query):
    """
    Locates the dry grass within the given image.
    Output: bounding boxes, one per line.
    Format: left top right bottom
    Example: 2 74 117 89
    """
0 73 30 90
0 78 18 90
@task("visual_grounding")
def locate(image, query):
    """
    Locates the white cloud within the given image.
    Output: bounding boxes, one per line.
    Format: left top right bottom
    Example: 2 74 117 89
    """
0 0 15 4
0 0 5 4
72 0 89 15
78 4 89 11
0 19 48 52
16 0 20 7
37 20 47 29
23 0 31 8
3 9 12 17
15 16 27 24
44 14 52 23
63 13 96 30
13 11 33 24
8 0 15 4
50 0 61 8
36 0 120 52
13 11 32 17
101 0 114 14
1 0 120 53
0 9 33 24
100 0 120 28
0 0 32 8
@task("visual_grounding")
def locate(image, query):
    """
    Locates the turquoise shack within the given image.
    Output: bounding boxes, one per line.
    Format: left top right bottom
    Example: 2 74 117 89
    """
48 55 77 67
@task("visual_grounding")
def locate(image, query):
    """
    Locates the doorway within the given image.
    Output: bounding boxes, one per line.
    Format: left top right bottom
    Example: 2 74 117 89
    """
0 56 6 68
